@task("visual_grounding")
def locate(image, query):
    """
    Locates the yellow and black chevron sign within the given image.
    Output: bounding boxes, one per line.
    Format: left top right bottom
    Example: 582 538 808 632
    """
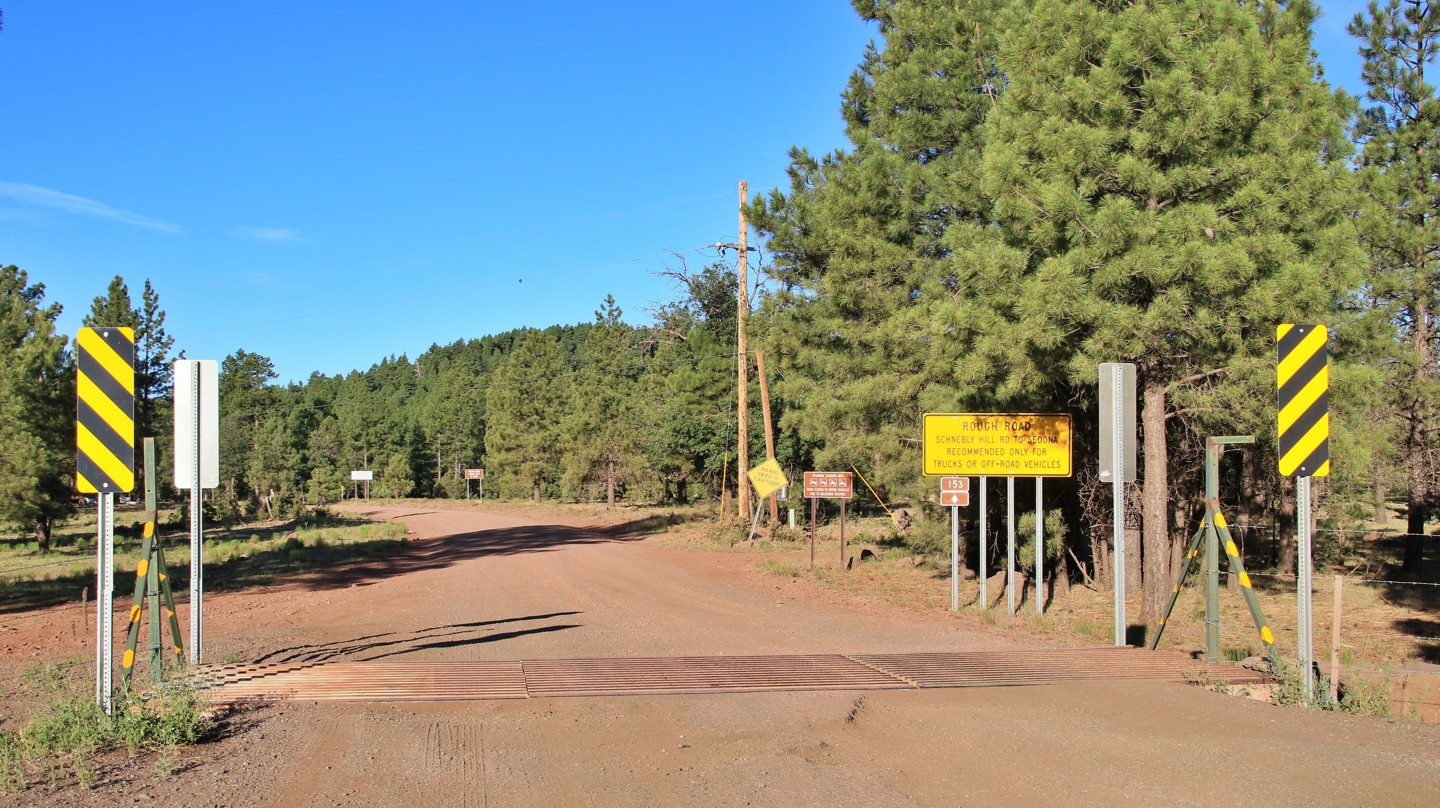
76 327 136 494
1276 323 1330 478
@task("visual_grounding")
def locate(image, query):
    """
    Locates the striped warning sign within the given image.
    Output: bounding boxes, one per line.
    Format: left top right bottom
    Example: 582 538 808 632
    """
76 327 136 494
1276 324 1330 478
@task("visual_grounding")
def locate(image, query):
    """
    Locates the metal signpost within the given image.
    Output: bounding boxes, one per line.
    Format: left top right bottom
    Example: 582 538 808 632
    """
1099 363 1136 645
174 359 219 665
1035 478 1045 614
76 327 136 715
1008 477 1016 614
1278 325 1331 704
803 472 853 565
464 468 485 499
746 458 788 542
923 413 1072 615
939 477 970 610
979 477 988 608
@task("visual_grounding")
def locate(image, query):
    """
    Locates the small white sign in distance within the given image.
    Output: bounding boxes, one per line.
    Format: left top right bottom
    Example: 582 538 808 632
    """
351 470 374 481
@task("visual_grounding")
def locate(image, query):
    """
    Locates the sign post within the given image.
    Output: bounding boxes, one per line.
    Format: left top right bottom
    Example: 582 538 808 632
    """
923 413 1072 615
803 472 853 565
1007 477 1016 614
1100 363 1136 645
464 468 485 499
77 327 136 715
979 477 988 608
747 458 789 543
939 477 970 610
351 469 373 499
174 359 219 665
1278 324 1331 703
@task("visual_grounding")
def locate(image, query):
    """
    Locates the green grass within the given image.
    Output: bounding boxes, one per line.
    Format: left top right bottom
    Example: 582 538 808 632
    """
0 507 408 612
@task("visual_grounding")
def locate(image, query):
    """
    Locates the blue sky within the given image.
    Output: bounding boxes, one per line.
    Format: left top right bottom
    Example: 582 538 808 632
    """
0 1 1383 384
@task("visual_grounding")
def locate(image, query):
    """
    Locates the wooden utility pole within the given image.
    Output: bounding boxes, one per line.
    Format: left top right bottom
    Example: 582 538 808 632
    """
756 348 779 524
737 180 751 519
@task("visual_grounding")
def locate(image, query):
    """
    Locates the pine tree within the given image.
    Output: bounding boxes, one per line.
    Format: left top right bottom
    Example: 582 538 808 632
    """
749 0 1014 503
562 295 647 505
0 265 74 550
1350 0 1440 574
980 0 1359 623
484 330 568 501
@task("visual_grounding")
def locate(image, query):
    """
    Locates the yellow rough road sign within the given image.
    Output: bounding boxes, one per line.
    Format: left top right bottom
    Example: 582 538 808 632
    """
923 413 1072 477
76 327 135 494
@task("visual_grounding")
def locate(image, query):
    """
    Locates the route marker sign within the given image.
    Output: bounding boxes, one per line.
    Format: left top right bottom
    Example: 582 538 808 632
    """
803 471 853 499
939 476 970 507
922 413 1073 477
76 327 136 494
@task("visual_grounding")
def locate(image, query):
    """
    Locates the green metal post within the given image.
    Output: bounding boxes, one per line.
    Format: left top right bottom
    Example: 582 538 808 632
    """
120 439 186 691
1214 510 1277 659
121 439 160 689
1205 439 1222 661
1150 525 1205 650
144 443 163 683
156 538 186 668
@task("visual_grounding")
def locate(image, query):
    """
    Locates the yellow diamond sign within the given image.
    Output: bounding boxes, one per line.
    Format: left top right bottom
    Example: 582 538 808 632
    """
747 458 788 499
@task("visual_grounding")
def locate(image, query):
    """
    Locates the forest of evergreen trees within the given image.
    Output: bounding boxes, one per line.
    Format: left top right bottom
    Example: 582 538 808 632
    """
3 2 1438 628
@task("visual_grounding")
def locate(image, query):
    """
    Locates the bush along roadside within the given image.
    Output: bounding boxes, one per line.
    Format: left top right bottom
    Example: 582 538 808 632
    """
0 678 211 793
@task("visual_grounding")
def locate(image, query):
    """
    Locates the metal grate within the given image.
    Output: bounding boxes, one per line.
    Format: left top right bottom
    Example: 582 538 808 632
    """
195 648 1267 704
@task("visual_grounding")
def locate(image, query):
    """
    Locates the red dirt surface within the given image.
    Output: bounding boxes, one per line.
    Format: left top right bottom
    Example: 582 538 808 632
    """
2 503 1437 807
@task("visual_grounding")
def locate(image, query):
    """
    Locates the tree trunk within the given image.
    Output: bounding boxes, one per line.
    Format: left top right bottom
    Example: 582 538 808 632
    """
35 518 51 554
1139 375 1170 629
607 461 616 506
533 483 541 503
1092 530 1111 589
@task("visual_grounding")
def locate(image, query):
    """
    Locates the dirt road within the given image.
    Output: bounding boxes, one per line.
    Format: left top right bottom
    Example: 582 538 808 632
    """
3 504 1437 807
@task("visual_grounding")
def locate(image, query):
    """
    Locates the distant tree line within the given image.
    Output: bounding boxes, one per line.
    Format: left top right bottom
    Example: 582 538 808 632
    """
2 2 1436 639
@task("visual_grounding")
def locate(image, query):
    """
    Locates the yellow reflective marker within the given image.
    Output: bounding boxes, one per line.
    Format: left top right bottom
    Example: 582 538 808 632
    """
75 327 136 493
1277 325 1331 477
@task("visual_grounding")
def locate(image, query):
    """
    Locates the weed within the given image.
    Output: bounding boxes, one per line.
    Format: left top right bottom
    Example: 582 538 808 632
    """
151 749 178 777
74 755 97 789
0 732 22 793
762 558 802 577
2 676 211 794
1223 647 1251 663
1337 668 1394 718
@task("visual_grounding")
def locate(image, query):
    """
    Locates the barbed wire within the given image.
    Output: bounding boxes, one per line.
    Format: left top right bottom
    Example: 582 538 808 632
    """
1245 571 1440 588
1200 621 1440 643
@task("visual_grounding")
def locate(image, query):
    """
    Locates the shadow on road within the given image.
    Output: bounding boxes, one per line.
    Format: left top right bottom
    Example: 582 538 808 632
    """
254 611 585 664
267 521 644 593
